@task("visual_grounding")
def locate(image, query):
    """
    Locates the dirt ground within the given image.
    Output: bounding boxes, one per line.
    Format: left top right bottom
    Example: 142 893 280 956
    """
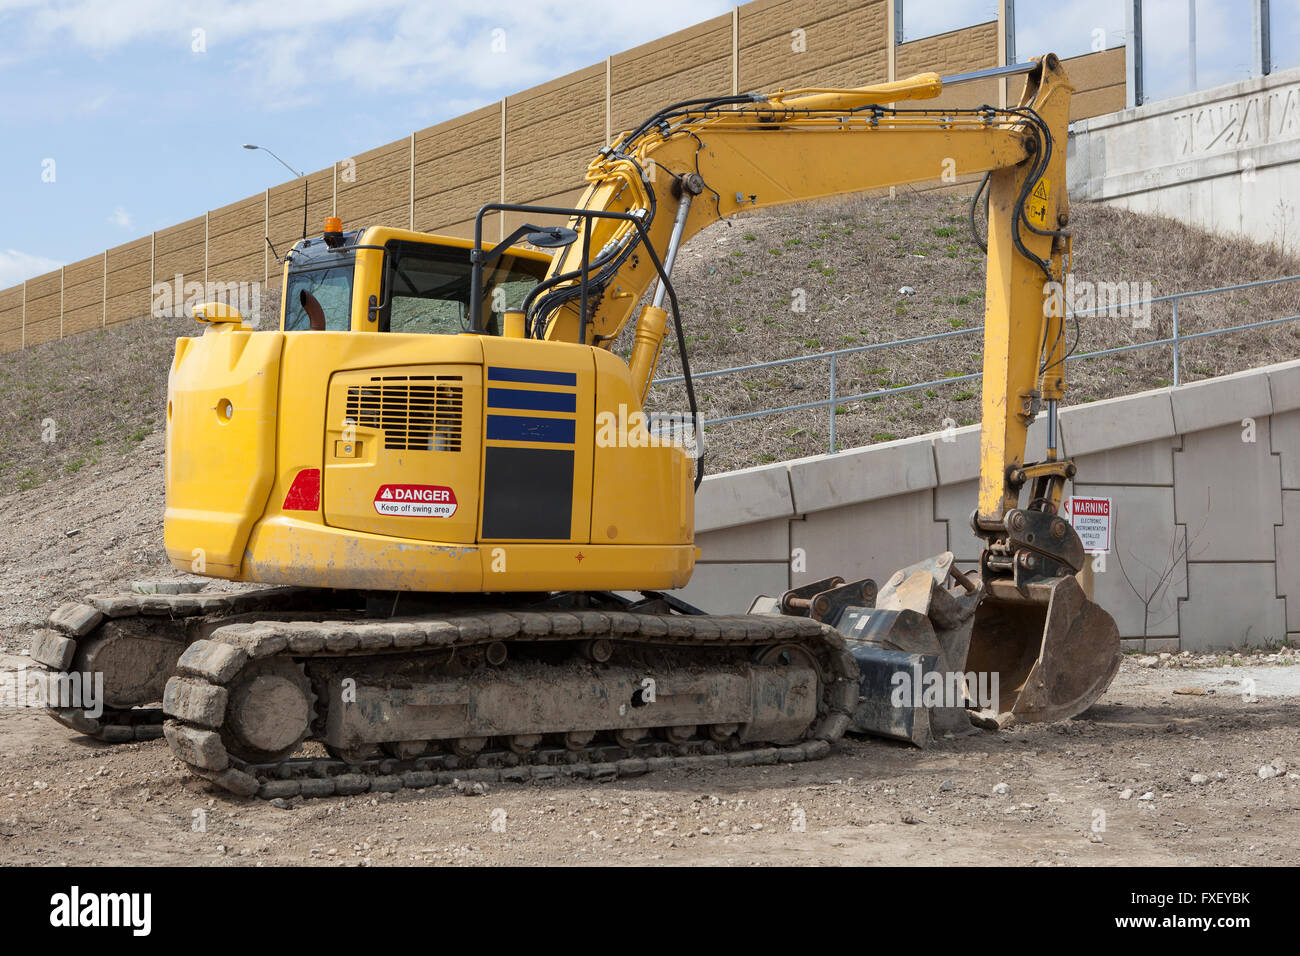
0 658 1295 867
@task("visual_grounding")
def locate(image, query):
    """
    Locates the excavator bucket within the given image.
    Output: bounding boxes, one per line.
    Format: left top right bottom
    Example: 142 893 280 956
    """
756 550 1122 746
966 573 1121 723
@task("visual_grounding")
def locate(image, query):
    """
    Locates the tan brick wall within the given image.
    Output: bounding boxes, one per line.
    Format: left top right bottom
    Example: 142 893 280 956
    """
506 63 604 203
897 21 997 77
337 138 411 229
0 286 23 352
22 271 61 346
740 0 887 91
208 194 265 287
0 2 1129 356
611 14 733 133
62 256 104 336
895 21 999 113
154 216 206 300
1062 47 1126 120
269 170 335 273
413 103 501 238
105 236 152 326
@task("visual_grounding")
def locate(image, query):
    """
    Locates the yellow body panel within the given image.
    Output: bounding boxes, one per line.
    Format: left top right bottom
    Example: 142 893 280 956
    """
976 63 1074 520
323 363 484 544
164 327 283 577
166 313 694 591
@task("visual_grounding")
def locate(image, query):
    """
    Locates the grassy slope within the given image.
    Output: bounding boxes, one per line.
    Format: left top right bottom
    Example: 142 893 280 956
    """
646 192 1300 470
2 194 1298 495
0 290 280 497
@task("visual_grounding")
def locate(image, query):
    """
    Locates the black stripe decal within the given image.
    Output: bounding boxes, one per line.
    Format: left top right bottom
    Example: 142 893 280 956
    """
482 447 574 539
487 387 577 413
488 366 577 387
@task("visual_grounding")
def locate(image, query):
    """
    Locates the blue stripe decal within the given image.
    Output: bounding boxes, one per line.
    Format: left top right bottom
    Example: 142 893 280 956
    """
487 387 577 413
488 366 577 387
487 415 576 444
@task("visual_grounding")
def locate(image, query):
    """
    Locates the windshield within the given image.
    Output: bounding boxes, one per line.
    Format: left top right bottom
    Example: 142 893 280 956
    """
284 261 354 331
381 240 548 336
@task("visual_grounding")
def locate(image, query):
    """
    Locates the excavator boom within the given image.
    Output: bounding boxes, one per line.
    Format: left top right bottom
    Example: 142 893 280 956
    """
489 53 1119 730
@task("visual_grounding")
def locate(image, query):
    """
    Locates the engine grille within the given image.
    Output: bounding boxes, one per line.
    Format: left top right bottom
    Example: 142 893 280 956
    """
345 375 463 452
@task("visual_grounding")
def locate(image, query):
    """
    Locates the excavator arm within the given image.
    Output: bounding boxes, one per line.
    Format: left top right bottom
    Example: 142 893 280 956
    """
478 53 1119 727
532 59 1070 518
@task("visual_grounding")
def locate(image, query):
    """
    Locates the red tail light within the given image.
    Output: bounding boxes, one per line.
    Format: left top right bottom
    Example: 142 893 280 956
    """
282 468 321 511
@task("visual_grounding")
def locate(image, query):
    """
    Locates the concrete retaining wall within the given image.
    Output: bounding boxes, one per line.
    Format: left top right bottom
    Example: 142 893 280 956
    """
1068 65 1300 251
677 360 1300 652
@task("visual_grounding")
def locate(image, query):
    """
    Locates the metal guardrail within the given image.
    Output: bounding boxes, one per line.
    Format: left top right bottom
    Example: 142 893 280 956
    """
652 273 1300 454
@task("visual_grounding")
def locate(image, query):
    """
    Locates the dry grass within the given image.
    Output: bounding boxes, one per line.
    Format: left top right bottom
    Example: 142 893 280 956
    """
0 287 281 497
2 193 1297 495
0 316 191 496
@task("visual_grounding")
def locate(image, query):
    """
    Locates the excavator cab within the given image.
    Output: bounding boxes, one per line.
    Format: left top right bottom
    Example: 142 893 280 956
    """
279 224 551 336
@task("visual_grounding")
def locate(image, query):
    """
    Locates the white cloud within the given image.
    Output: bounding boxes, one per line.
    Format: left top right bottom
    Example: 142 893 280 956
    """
5 0 732 103
0 249 64 287
108 206 132 228
79 90 111 113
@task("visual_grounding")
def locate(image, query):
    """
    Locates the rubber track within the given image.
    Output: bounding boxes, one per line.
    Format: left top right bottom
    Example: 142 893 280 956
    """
28 588 323 742
161 610 860 799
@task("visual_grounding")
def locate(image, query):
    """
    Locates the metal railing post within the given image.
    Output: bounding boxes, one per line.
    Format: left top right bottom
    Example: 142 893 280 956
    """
1172 295 1181 385
829 352 838 453
1126 0 1144 108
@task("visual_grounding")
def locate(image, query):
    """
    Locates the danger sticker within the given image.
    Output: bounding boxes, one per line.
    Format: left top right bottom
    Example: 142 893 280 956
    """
1064 495 1111 553
374 484 458 518
1026 177 1051 227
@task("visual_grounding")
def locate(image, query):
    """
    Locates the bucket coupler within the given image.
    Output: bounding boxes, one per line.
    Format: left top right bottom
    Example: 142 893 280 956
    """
751 552 983 746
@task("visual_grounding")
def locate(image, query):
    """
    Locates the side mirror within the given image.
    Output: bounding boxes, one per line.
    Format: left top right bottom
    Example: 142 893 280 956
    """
193 302 244 327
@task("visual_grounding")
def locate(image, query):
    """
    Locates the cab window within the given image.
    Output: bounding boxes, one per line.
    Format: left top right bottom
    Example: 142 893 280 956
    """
379 240 547 335
284 264 353 331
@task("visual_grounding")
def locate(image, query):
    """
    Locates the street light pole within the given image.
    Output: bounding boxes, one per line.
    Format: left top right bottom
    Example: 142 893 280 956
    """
242 144 309 240
241 144 304 179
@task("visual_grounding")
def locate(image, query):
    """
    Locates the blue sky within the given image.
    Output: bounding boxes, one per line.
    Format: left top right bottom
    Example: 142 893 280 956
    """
2 0 1295 288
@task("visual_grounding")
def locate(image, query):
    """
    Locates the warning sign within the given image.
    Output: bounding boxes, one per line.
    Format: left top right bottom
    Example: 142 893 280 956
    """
1026 177 1051 227
1064 495 1111 553
374 483 458 518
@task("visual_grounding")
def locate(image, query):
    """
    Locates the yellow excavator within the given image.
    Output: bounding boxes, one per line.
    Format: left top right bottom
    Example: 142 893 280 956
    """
30 54 1119 797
